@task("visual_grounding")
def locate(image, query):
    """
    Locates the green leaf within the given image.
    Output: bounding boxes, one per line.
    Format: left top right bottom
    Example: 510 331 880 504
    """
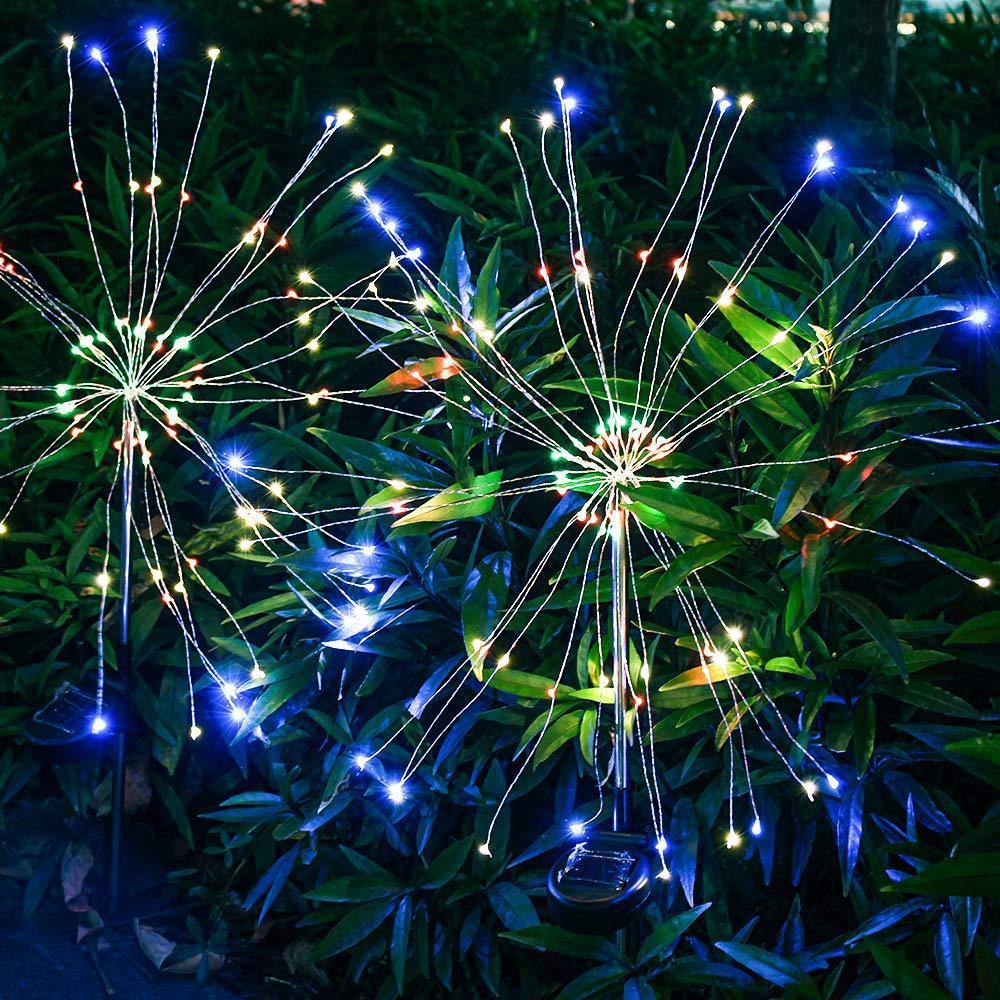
438 218 473 317
305 874 405 903
867 941 952 1000
829 591 906 677
489 665 571 701
886 854 1000 899
556 964 629 1000
462 552 511 659
842 398 957 434
487 883 538 930
391 894 413 993
944 611 1000 646
636 903 711 966
625 484 736 546
149 771 194 851
945 733 1000 766
714 942 820 998
309 428 445 488
688 331 811 428
764 656 815 678
773 465 828 527
310 899 397 961
533 711 584 764
649 540 742 607
500 925 623 963
846 296 961 338
719 302 803 370
414 160 507 208
893 681 979 720
474 239 502 330
393 471 502 527
417 836 472 889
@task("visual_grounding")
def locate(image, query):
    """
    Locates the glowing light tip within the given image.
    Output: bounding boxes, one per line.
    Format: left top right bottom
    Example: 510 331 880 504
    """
379 143 394 157
895 196 910 214
350 181 366 198
553 76 565 91
336 108 354 126
90 716 108 734
725 829 741 849
499 118 512 134
825 773 840 790
968 308 988 325
750 818 763 837
562 95 578 111
738 94 754 109
231 706 247 723
478 844 492 856
342 605 373 634
144 28 159 52
354 753 369 770
539 111 555 129
207 47 220 61
60 34 75 50
802 779 819 800
569 821 585 838
711 86 726 103
89 46 104 63
655 836 668 852
974 577 991 588
940 250 956 265
815 155 835 172
189 725 202 740
656 868 671 881
910 218 928 234
387 781 406 803
226 454 245 472
222 682 238 699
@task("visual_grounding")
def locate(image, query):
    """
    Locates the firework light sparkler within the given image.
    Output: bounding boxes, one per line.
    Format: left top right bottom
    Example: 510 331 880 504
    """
322 78 997 879
0 30 405 745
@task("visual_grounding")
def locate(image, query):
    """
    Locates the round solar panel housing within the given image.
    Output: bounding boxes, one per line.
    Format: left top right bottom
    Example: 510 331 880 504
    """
546 831 653 932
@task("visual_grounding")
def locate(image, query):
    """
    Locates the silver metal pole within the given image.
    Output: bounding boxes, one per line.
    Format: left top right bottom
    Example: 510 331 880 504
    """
610 508 630 833
109 422 134 913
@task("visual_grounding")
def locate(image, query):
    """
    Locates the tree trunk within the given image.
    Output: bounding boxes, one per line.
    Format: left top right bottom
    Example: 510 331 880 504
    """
827 0 901 170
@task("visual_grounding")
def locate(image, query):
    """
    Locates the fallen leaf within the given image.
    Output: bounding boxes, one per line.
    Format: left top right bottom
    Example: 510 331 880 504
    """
136 921 177 970
61 842 94 912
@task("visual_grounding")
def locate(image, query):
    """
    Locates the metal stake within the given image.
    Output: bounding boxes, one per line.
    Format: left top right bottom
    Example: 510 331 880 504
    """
610 508 631 833
109 424 134 914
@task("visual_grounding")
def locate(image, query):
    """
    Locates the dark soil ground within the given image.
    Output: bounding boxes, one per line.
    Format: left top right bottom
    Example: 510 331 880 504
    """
0 921 241 999
0 800 319 999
